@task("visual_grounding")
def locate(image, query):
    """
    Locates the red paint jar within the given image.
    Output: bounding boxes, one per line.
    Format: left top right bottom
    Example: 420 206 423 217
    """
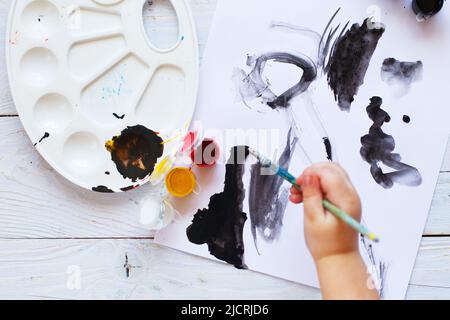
190 138 220 168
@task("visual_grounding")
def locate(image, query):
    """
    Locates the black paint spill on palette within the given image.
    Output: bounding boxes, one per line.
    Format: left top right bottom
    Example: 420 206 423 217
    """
360 97 422 189
34 132 50 146
106 125 163 182
248 129 297 252
381 58 423 87
120 185 140 192
92 185 114 193
233 52 317 109
187 146 249 269
326 18 385 111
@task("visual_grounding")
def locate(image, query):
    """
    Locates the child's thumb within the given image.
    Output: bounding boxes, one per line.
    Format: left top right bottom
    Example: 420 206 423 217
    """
302 174 324 221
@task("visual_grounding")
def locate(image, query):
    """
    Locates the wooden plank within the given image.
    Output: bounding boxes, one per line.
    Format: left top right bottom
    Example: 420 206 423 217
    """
424 171 450 235
407 237 450 299
0 237 448 299
0 116 449 238
0 0 218 116
0 239 321 300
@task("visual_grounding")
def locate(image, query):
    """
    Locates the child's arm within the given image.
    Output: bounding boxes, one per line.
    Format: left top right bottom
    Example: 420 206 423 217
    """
289 163 380 300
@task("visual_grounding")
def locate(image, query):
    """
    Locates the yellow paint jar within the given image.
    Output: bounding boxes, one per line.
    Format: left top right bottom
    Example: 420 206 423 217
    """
165 167 198 198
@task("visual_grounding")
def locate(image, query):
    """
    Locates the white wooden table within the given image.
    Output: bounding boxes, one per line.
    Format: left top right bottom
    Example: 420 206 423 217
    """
0 0 449 300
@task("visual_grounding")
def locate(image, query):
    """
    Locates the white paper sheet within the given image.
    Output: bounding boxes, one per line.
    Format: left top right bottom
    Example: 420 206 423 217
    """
155 0 450 299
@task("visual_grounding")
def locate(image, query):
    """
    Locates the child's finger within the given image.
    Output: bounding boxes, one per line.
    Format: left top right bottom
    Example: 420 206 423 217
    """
289 194 303 204
290 185 302 195
302 174 324 221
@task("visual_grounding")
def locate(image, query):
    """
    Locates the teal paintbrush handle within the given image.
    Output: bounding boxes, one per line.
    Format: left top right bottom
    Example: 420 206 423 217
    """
322 199 379 242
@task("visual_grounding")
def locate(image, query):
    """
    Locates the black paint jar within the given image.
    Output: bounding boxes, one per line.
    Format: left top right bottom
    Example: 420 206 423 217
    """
412 0 445 19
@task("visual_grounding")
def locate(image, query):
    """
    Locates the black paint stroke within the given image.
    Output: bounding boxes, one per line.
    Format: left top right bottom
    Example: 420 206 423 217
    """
113 113 126 119
248 129 298 252
326 18 385 111
322 137 333 161
92 185 114 193
318 8 349 69
381 58 423 87
361 234 387 298
34 132 50 146
360 97 422 189
233 52 317 109
106 125 163 182
187 146 249 269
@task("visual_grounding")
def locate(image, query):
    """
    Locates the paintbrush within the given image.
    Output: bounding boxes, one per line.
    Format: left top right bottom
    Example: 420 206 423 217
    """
248 147 380 243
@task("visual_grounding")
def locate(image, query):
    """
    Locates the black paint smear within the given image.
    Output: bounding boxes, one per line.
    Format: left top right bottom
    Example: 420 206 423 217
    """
92 185 114 193
234 52 317 109
106 125 163 182
187 146 249 269
326 18 385 111
34 132 50 146
403 115 411 124
322 137 333 161
360 234 387 298
120 185 140 192
360 97 422 189
381 58 423 86
248 129 298 252
113 113 126 119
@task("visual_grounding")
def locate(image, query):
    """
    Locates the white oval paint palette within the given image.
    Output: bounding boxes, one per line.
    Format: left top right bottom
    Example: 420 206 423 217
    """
6 0 198 192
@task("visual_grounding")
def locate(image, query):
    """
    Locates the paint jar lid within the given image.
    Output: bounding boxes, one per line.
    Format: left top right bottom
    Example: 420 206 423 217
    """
165 167 197 198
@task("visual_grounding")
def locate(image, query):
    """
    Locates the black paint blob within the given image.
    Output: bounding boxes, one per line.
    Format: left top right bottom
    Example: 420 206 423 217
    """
187 146 250 269
360 97 422 189
233 52 317 109
92 185 114 193
106 125 164 182
34 132 50 146
403 115 411 124
248 129 297 252
326 18 385 111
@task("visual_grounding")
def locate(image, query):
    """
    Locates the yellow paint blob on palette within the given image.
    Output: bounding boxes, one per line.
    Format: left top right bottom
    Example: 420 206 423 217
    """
165 167 197 198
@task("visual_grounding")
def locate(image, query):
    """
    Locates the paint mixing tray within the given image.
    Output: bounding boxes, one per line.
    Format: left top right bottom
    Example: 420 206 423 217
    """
6 0 198 192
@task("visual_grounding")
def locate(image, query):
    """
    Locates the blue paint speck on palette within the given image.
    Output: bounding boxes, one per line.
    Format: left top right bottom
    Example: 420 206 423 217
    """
100 64 132 100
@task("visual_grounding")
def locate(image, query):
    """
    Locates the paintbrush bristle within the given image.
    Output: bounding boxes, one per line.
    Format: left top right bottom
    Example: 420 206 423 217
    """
248 148 272 167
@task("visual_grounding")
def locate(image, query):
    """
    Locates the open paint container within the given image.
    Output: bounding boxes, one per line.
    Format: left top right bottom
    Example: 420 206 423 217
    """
6 0 199 192
165 166 200 198
190 138 220 168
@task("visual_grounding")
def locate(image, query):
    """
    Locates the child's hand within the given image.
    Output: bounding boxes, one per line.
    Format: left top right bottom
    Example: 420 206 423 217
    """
290 163 379 300
289 162 362 262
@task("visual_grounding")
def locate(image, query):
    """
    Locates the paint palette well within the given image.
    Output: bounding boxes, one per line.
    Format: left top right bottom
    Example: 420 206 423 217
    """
6 0 198 192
